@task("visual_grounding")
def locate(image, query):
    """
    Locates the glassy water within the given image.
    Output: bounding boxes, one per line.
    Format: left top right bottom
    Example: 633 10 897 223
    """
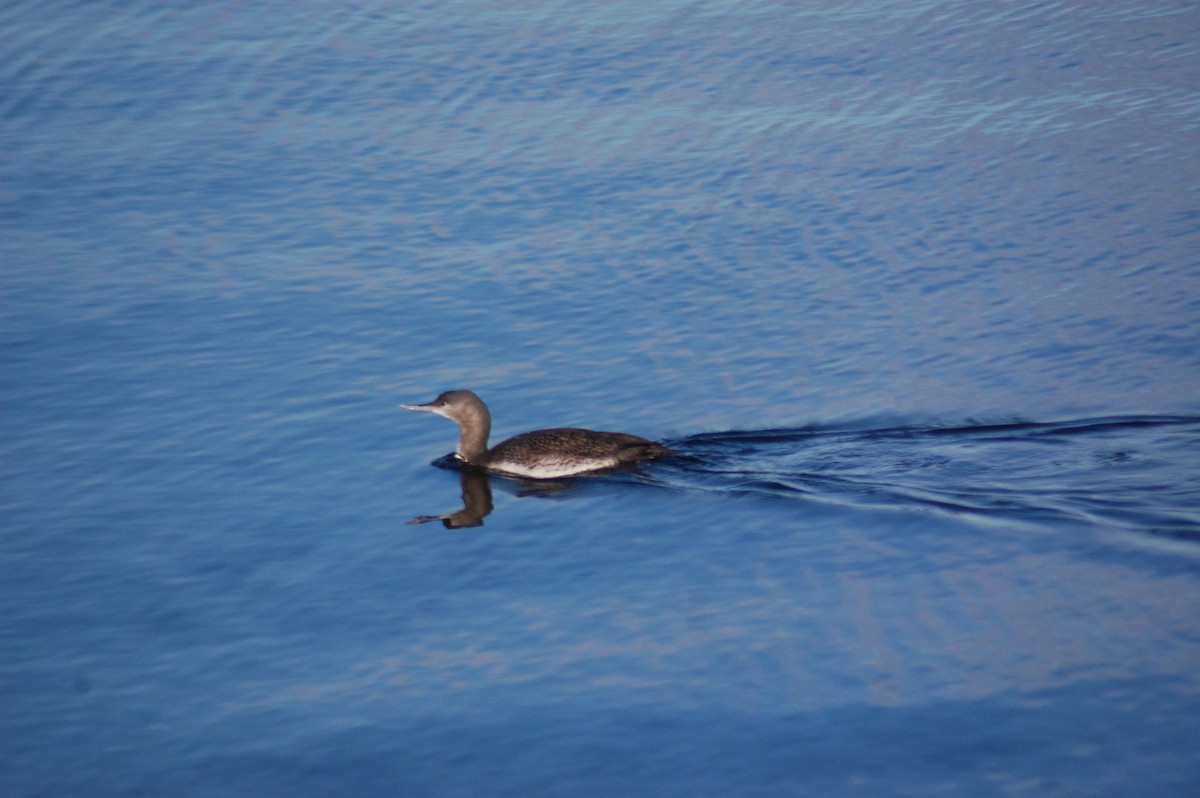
3 1 1199 795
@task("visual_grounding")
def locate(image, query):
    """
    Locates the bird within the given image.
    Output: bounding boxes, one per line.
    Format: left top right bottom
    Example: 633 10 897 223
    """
399 389 673 479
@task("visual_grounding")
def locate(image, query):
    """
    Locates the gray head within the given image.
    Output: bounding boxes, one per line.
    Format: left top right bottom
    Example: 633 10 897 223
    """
399 389 492 463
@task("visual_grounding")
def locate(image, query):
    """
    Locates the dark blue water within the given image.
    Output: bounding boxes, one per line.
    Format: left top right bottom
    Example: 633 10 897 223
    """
3 1 1199 795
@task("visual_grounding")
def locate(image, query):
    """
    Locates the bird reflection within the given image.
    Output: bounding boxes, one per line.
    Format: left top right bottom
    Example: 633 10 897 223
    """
406 456 612 528
408 468 495 528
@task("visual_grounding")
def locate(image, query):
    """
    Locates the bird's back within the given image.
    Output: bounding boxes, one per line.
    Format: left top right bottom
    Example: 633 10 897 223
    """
484 428 672 479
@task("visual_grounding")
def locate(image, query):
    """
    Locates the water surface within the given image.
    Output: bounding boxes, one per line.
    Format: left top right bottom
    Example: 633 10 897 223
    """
3 0 1199 795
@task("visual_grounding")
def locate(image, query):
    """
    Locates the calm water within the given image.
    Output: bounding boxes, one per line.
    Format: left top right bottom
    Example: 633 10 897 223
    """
3 0 1200 795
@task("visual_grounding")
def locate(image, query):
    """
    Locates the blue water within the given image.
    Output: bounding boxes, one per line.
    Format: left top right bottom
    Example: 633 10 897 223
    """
3 0 1199 795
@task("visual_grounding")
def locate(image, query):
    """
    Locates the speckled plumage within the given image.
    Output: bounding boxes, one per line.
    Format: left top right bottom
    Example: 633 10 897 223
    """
486 427 671 478
399 390 672 479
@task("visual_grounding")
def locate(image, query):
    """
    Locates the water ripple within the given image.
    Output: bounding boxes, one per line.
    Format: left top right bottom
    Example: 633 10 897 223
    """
653 415 1200 537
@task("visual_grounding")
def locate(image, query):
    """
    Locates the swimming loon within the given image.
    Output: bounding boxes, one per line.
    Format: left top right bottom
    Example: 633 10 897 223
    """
399 389 673 479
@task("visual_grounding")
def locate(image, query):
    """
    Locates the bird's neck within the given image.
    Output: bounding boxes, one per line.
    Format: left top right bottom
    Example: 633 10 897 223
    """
454 407 491 464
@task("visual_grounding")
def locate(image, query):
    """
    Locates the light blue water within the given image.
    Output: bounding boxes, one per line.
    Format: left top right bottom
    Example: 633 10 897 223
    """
3 0 1199 795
